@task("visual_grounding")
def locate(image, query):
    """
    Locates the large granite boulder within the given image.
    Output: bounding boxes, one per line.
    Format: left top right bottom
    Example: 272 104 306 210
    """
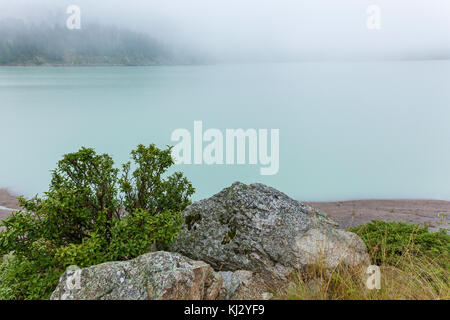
50 250 269 300
50 251 223 300
171 182 369 284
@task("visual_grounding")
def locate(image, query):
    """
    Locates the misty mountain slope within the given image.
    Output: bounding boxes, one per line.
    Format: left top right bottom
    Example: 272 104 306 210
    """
0 19 182 66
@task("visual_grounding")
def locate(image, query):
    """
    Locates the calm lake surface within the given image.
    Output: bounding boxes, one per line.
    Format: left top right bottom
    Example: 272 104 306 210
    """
1 61 450 201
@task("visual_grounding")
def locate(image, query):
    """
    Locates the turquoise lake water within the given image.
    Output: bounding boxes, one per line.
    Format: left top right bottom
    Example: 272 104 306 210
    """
1 61 450 201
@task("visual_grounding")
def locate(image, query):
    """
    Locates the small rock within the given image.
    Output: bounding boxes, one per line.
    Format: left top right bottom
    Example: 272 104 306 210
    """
218 270 268 300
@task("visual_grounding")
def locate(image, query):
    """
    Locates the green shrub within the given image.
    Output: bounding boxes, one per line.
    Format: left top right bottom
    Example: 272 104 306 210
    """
0 248 63 300
0 144 194 299
120 144 194 214
54 232 109 268
349 220 450 268
108 209 183 261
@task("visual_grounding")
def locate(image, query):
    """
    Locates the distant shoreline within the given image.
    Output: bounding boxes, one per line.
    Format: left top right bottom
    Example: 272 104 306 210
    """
0 63 176 67
0 189 19 221
307 199 450 232
0 62 212 67
1 188 448 231
1 58 450 68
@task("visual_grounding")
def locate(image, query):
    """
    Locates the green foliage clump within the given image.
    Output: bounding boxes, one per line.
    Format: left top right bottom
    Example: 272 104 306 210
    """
349 220 450 268
0 253 63 300
0 144 194 299
108 208 183 261
120 144 194 214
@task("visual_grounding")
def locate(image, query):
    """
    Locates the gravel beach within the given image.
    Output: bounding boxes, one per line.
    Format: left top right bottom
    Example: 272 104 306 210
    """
307 199 450 231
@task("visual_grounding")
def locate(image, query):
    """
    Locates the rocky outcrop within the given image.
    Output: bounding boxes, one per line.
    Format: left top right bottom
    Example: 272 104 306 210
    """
171 182 369 284
50 182 370 300
51 251 223 300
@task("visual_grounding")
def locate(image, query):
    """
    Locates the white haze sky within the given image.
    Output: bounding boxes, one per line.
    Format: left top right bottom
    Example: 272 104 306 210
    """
1 0 450 61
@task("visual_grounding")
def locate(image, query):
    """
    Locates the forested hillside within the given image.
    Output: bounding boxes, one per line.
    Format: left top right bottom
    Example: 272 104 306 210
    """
0 19 179 66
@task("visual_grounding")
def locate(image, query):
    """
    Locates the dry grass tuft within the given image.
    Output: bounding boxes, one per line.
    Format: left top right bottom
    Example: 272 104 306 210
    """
275 222 449 300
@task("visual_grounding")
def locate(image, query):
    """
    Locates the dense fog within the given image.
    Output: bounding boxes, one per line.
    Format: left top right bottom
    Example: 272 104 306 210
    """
0 0 449 63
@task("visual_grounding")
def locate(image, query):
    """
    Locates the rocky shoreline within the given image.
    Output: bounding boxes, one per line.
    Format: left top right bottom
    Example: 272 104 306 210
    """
50 182 370 300
0 189 19 221
2 183 448 300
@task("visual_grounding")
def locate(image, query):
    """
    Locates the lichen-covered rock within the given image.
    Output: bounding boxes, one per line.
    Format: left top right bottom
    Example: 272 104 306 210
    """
171 182 369 284
218 270 270 300
50 251 222 300
294 228 368 268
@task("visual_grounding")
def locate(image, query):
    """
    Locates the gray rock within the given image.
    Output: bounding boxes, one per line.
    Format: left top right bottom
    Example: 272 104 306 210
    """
172 182 369 284
50 251 223 300
218 271 241 299
218 270 270 300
